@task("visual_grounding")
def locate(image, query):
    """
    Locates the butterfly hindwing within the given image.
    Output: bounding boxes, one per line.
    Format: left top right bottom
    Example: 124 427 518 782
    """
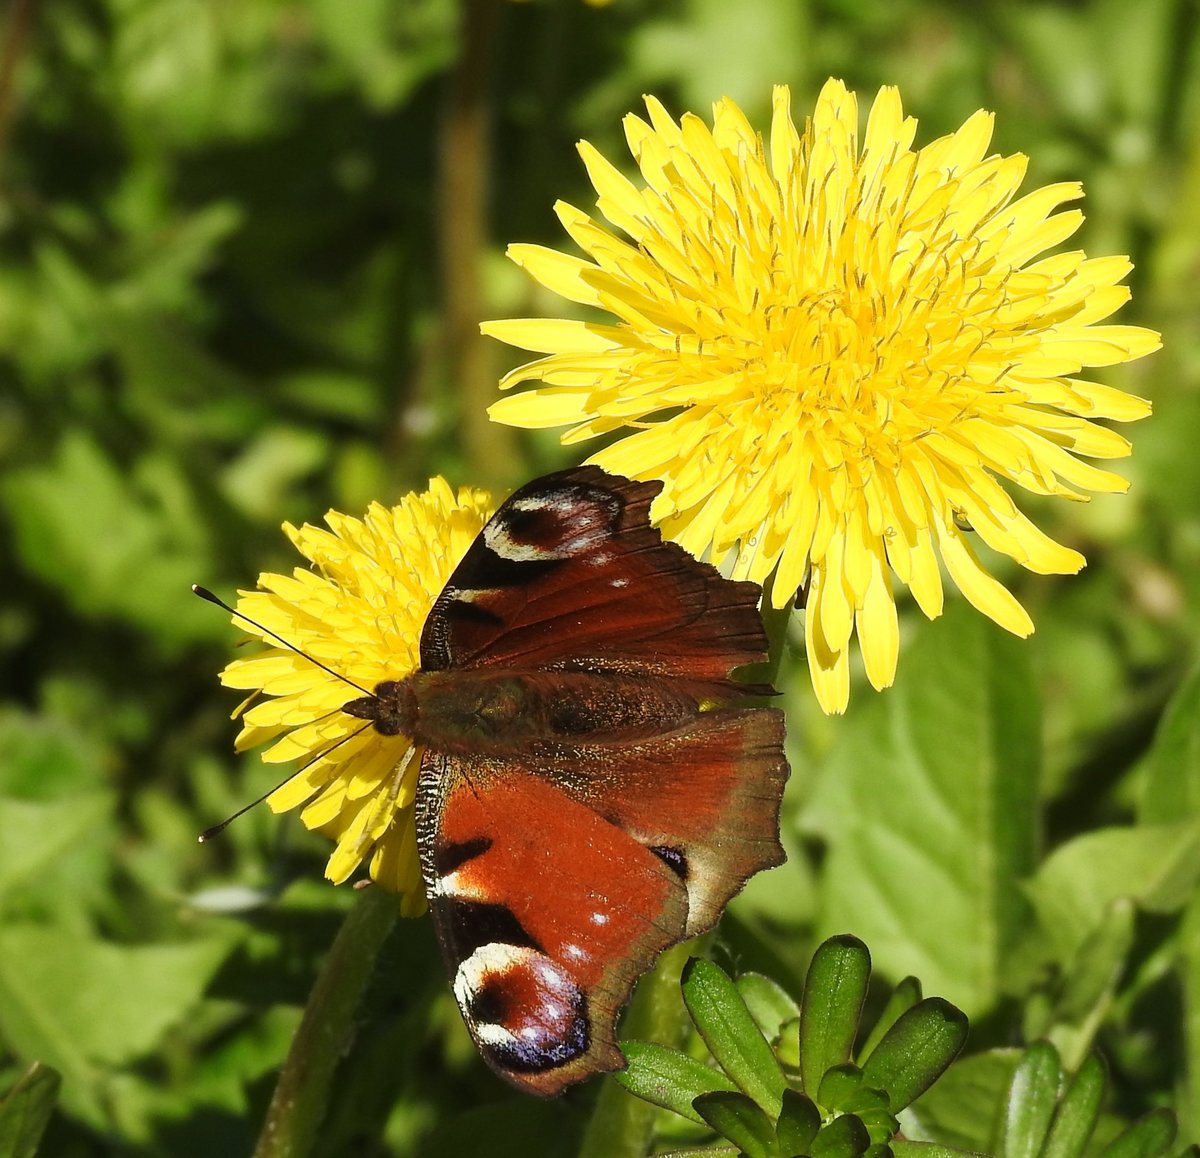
415 750 689 1096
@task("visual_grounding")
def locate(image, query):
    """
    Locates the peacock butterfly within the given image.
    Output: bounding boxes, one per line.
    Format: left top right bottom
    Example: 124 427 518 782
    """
208 466 789 1097
344 466 790 1095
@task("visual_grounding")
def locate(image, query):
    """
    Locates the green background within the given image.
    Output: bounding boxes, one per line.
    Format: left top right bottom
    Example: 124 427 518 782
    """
1 0 1198 1154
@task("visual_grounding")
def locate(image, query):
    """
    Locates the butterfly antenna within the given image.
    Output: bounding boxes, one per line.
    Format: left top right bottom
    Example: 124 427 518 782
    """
192 584 373 696
199 719 375 842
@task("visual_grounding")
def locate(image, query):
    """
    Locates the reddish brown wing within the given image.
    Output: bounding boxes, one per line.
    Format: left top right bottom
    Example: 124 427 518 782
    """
419 466 767 686
414 706 786 1097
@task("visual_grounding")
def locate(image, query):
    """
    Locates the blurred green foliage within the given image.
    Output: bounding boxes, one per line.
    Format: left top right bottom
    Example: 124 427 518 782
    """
1 0 1199 1155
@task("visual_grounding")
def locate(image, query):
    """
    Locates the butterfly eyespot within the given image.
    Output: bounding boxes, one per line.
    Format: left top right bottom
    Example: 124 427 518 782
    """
456 944 591 1074
649 845 689 879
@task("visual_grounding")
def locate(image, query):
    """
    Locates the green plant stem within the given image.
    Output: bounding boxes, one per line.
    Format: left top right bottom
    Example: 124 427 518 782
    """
578 938 703 1158
437 0 517 488
253 887 399 1158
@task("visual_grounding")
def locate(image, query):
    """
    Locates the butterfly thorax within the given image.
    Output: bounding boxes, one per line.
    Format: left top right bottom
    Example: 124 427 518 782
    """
343 669 717 756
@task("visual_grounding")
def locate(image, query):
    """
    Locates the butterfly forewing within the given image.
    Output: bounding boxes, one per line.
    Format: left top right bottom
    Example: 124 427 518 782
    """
419 466 768 685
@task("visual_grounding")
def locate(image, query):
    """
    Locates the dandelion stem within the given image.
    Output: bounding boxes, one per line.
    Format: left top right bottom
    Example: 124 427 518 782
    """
253 888 399 1158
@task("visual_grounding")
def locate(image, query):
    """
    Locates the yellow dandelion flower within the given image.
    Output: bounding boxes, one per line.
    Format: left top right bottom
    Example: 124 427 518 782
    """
482 79 1160 714
217 479 494 913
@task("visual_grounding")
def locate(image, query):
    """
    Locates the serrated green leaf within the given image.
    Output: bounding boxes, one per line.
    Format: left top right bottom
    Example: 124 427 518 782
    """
1 431 214 646
682 958 787 1117
808 606 1040 1017
777 1087 821 1154
906 1049 1020 1152
998 1042 1062 1158
1096 1109 1178 1158
618 1041 738 1125
1033 900 1133 1070
859 999 968 1110
800 935 871 1095
858 978 922 1065
1023 820 1200 963
739 971 802 1045
0 794 113 903
1041 1053 1105 1158
0 925 234 1127
0 1062 61 1158
811 1112 871 1158
693 1090 777 1158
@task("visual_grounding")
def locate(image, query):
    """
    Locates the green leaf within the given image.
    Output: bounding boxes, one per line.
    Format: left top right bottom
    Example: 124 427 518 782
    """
893 1144 990 1158
617 1041 738 1125
998 1042 1062 1158
1096 1109 1178 1158
807 605 1040 1016
858 977 922 1064
1022 820 1200 963
0 794 113 903
1029 900 1134 1070
692 1090 777 1158
654 1149 739 1158
682 958 787 1117
818 1064 866 1112
859 998 968 1110
1 431 215 646
1180 892 1200 1147
0 1062 61 1158
1139 662 1200 823
800 935 871 1095
1041 1053 1106 1158
776 1087 821 1154
906 1049 1020 1152
0 926 233 1127
738 971 802 1045
811 1112 871 1158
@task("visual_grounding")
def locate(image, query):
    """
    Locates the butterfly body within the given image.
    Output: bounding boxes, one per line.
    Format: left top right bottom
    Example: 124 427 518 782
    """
346 467 790 1096
345 668 722 753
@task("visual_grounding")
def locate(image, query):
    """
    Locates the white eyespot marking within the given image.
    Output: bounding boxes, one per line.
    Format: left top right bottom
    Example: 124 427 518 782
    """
453 943 590 1069
446 586 500 604
563 942 589 961
484 487 614 562
610 577 628 588
590 911 609 926
508 496 561 514
453 942 527 1009
483 520 558 563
